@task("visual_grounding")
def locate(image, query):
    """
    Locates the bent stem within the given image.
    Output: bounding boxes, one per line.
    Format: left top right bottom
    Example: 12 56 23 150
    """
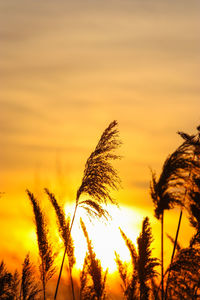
54 202 78 300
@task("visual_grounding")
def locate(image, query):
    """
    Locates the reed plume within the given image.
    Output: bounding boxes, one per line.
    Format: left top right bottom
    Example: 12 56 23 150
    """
26 190 55 300
117 218 158 300
80 219 108 300
77 120 121 204
44 188 76 300
0 261 19 299
137 217 159 300
115 252 138 300
162 127 200 299
167 243 200 299
21 254 40 300
0 261 13 298
116 229 138 299
150 127 200 300
54 120 121 299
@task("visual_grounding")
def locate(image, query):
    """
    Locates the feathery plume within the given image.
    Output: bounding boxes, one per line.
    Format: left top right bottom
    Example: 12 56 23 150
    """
118 229 138 300
115 252 129 295
118 219 158 300
80 219 108 300
137 217 159 300
0 261 13 298
44 189 75 269
76 120 121 205
167 246 200 299
54 121 121 299
45 188 76 300
21 254 40 300
26 190 55 300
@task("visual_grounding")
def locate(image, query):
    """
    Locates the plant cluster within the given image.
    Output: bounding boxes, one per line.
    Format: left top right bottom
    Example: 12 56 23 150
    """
1 122 200 300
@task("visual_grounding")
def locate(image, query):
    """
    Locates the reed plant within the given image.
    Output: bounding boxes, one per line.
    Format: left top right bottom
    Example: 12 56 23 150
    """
116 217 159 300
20 254 40 300
26 190 55 300
0 261 14 299
53 120 121 299
150 127 200 299
45 188 76 300
80 219 108 300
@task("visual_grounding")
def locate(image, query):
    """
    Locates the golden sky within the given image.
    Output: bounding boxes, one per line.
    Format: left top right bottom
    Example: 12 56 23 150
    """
0 0 200 287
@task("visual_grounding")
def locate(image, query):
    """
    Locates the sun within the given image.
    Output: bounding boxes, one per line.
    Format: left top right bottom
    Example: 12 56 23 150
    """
64 203 145 273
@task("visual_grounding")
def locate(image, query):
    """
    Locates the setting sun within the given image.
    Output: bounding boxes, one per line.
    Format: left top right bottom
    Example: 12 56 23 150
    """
64 203 144 273
1 0 200 299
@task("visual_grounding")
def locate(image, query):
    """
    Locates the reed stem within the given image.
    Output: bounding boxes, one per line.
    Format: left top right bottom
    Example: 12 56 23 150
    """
54 202 78 300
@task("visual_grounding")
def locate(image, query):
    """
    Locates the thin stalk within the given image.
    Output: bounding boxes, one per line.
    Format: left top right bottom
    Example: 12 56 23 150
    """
69 267 75 300
161 211 164 300
164 210 182 300
42 264 46 300
165 153 195 300
54 202 78 300
19 279 22 300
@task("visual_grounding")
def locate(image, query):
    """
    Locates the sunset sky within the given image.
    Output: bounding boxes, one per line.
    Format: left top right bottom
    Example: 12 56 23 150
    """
1 0 200 294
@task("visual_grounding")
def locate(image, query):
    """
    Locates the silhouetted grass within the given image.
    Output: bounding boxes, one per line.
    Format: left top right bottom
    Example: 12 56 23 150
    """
54 120 121 300
26 190 55 300
21 254 40 300
2 123 200 299
80 219 108 300
45 188 76 300
116 218 159 300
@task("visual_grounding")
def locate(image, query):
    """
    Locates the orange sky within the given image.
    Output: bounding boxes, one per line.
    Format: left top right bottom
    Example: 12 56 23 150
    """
0 0 200 291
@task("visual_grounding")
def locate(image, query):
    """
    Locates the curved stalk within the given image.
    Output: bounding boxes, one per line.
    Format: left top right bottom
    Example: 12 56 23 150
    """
54 202 78 300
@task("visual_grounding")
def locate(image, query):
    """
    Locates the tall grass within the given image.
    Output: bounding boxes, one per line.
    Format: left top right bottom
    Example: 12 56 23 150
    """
150 127 200 299
3 123 200 299
80 219 108 300
53 120 121 299
45 188 76 300
26 190 55 300
116 217 159 300
21 254 40 300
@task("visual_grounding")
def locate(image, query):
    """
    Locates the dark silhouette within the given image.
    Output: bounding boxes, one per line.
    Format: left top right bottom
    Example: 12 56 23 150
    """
21 254 40 300
80 219 108 300
26 190 55 300
116 217 159 300
45 189 76 300
53 120 121 300
150 127 200 299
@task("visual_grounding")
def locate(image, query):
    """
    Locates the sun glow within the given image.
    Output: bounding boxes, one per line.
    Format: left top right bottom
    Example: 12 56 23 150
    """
64 203 145 273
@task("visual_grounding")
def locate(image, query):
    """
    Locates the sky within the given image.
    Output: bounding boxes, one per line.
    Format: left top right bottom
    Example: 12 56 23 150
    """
0 0 200 294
